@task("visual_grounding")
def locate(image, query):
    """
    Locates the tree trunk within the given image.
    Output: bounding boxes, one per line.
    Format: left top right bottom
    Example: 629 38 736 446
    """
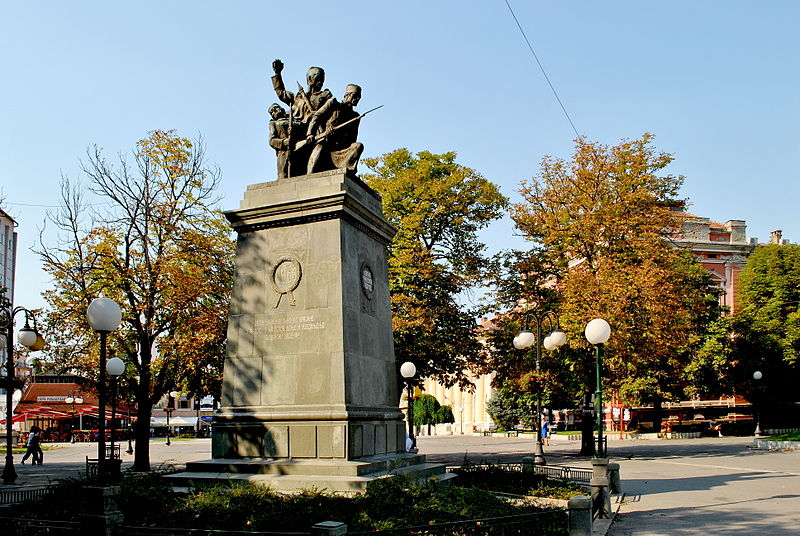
133 385 152 472
653 398 664 436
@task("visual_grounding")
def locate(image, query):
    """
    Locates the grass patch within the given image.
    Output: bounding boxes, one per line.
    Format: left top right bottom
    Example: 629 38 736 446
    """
767 431 800 441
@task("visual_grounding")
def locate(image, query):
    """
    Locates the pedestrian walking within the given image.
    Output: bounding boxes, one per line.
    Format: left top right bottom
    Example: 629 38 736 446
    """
21 426 43 465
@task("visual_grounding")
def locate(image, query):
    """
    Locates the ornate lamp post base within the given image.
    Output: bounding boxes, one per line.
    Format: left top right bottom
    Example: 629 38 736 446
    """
2 454 18 485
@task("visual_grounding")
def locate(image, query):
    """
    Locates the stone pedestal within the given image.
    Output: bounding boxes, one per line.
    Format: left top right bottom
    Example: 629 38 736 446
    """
177 170 446 491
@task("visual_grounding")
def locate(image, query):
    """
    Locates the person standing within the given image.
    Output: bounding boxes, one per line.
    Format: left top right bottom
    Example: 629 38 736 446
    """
541 418 551 446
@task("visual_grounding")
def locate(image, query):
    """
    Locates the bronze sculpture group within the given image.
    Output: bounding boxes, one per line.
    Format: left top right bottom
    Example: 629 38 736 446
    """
269 59 379 179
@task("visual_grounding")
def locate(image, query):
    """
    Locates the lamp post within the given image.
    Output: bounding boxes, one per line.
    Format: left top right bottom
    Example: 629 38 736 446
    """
106 357 125 465
753 370 763 437
64 391 84 443
125 403 134 455
2 307 45 485
400 362 417 452
86 297 122 482
165 391 178 446
513 310 566 465
585 318 611 457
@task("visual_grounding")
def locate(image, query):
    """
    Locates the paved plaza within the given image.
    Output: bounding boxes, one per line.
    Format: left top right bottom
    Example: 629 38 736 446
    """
3 434 799 535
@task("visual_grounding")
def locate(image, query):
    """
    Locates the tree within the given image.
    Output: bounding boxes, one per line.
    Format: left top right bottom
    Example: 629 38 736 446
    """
486 382 535 430
37 130 234 471
412 393 455 435
362 149 508 389
505 135 725 445
733 244 800 416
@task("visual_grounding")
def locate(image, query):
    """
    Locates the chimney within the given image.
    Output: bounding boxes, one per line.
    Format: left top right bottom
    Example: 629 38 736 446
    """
770 230 783 244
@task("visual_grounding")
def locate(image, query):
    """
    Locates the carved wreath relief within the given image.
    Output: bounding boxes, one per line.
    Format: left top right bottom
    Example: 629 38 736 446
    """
272 256 302 308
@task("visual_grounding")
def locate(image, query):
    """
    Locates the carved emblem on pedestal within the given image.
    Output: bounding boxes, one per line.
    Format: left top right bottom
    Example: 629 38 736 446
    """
272 256 302 308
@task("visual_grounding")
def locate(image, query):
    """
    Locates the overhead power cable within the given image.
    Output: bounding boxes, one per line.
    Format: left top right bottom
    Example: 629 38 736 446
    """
503 0 580 138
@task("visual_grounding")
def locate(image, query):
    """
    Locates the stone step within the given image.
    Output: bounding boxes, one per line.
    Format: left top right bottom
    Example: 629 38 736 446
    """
165 461 453 494
185 452 427 477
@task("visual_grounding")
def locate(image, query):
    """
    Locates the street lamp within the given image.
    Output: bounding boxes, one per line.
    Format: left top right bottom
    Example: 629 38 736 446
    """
513 309 566 465
106 357 125 466
400 361 417 452
753 370 763 437
64 391 84 443
165 390 178 446
585 318 611 457
1 307 45 485
86 297 122 482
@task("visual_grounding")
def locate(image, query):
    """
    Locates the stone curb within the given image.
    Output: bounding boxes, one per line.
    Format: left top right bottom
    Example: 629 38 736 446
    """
752 438 800 450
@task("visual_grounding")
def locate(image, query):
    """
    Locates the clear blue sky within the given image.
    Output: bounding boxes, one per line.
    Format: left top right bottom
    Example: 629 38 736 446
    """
2 1 798 314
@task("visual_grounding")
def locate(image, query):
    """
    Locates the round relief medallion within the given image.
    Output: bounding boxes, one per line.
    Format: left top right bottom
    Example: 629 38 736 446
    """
271 256 302 307
360 263 374 300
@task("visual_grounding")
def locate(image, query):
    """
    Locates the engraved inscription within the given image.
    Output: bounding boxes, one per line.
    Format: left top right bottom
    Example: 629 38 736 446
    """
253 314 326 341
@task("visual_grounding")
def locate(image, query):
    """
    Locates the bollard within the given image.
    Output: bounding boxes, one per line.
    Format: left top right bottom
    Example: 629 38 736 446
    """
568 495 593 536
312 521 348 536
590 457 611 519
607 462 621 494
522 456 536 473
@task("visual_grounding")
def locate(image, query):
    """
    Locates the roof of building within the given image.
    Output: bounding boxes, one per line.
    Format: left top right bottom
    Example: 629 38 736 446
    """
0 207 17 224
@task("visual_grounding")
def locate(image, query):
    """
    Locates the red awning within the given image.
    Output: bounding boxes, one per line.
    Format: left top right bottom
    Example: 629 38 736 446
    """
0 406 73 425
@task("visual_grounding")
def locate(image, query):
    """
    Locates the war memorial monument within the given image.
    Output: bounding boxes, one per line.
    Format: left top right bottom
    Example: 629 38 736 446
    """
178 60 444 492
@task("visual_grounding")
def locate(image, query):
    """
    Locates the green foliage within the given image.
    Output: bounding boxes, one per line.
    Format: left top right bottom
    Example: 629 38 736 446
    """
737 244 800 367
452 464 588 500
486 382 536 430
117 472 178 525
412 394 455 426
8 473 565 532
37 129 235 471
733 244 800 405
503 135 725 406
769 431 800 441
363 149 508 389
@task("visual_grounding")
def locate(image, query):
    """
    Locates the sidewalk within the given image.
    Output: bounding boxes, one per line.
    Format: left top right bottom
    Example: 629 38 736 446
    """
2 438 210 491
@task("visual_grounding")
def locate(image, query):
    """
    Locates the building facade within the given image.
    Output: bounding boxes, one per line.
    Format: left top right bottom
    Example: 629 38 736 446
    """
670 210 756 315
0 208 17 305
0 208 18 421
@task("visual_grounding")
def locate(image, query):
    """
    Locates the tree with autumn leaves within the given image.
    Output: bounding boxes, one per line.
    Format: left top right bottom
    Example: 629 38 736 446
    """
488 135 726 439
362 149 508 390
37 130 234 471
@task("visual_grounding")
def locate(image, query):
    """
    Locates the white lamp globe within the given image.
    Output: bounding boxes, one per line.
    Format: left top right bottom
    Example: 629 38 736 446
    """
87 297 122 332
76 397 83 404
585 318 611 345
753 371 762 380
514 330 535 350
400 361 416 379
17 327 38 347
549 329 567 348
543 335 557 351
106 357 126 376
65 396 74 404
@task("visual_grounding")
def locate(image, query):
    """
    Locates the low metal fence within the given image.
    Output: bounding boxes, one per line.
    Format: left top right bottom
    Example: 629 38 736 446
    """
0 487 50 505
351 510 567 536
118 528 311 536
446 462 592 485
0 516 81 535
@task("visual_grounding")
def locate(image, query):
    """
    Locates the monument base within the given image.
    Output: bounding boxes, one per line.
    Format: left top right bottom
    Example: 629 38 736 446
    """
165 452 452 493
